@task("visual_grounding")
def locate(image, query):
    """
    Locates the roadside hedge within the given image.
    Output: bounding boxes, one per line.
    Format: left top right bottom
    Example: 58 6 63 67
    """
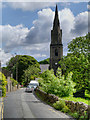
0 72 7 97
10 78 18 87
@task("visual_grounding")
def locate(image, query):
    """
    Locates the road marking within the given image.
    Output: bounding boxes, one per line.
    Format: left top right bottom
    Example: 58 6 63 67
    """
48 108 60 115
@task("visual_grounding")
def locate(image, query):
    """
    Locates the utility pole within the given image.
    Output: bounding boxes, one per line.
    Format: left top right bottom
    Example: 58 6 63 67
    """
15 53 18 82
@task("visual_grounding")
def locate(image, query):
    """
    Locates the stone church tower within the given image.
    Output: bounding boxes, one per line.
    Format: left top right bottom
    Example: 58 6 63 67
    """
50 5 63 74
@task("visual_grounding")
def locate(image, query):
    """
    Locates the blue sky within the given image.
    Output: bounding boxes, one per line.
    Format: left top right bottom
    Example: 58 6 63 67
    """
0 1 89 66
2 2 88 26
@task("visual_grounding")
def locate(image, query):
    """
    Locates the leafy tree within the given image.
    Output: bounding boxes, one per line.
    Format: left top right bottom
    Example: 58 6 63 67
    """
0 72 7 97
59 33 90 97
5 55 40 84
38 68 75 97
22 65 40 86
68 33 89 56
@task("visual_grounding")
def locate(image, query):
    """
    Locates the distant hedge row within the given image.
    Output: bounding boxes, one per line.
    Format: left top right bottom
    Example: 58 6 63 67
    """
39 58 49 64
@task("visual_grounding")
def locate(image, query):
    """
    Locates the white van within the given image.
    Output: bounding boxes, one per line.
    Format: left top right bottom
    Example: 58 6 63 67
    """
29 80 39 89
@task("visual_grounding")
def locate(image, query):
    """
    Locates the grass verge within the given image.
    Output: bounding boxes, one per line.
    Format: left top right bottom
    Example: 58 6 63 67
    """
62 96 90 105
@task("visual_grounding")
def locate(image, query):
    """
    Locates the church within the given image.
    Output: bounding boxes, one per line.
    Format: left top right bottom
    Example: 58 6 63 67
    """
49 5 63 74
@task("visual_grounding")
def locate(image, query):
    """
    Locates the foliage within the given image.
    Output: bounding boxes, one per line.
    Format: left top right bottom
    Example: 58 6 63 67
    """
0 72 7 97
38 68 75 97
5 55 40 84
68 33 89 55
69 112 79 119
62 96 90 105
10 78 18 87
39 58 49 64
53 99 70 113
59 33 90 97
53 99 65 110
22 65 40 86
61 105 70 113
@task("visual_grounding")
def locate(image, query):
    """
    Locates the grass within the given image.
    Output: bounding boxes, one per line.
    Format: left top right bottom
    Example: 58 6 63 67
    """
62 96 90 105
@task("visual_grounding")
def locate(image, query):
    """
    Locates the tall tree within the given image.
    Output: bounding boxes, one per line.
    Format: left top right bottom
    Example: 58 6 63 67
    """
4 55 40 84
59 33 90 97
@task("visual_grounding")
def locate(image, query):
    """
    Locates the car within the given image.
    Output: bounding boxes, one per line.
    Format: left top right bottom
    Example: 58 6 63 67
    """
25 85 34 92
29 80 39 90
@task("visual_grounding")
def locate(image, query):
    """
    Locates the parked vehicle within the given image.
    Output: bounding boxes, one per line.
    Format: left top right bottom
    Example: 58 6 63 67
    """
25 85 34 92
29 80 39 90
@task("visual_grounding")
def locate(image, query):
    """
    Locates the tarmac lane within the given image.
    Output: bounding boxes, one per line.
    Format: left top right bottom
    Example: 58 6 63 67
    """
3 88 74 120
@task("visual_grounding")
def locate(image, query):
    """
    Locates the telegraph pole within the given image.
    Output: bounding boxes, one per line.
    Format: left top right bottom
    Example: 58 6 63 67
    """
15 53 18 82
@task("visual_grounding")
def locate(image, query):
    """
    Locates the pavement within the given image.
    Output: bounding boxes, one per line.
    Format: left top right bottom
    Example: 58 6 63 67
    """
0 97 3 120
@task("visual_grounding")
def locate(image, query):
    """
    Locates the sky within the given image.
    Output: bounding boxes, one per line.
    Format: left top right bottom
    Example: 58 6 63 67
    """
0 0 89 67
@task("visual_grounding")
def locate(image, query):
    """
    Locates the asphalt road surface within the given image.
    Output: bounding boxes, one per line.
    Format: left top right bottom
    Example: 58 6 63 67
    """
3 88 74 119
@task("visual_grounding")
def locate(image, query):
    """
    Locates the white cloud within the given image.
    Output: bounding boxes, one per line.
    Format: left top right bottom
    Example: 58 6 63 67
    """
71 11 88 36
25 8 54 44
0 48 12 66
1 24 29 52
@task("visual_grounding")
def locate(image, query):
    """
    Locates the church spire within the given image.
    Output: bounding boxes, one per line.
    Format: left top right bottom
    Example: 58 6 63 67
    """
53 4 60 29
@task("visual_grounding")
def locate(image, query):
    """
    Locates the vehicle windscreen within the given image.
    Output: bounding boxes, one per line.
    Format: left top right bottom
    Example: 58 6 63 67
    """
29 83 38 86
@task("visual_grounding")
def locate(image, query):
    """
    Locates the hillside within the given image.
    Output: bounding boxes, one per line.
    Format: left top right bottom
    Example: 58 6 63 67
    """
39 58 50 64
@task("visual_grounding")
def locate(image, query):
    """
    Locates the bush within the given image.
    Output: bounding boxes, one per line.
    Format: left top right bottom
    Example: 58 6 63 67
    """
38 68 76 97
0 72 7 97
61 105 70 113
10 78 18 86
69 112 79 119
53 99 66 110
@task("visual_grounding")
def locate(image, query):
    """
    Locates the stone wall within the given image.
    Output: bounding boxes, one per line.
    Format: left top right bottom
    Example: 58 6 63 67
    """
35 88 89 117
6 77 20 93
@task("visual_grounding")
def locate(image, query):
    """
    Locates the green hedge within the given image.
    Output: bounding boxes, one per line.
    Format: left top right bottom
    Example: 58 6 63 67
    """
0 72 7 97
10 78 18 86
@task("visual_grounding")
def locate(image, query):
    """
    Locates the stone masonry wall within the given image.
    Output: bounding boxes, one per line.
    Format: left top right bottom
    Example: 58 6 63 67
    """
35 88 89 117
6 77 21 93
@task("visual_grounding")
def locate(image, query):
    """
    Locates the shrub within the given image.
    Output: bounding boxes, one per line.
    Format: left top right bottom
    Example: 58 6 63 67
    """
69 112 79 119
10 78 18 86
38 68 76 97
61 105 70 113
53 100 66 110
0 72 7 97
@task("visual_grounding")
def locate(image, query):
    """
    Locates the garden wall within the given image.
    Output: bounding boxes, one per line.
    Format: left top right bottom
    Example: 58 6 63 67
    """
6 77 21 93
35 88 90 117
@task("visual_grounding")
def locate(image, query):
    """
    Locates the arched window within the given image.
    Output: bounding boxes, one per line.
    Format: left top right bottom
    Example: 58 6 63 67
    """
55 49 58 56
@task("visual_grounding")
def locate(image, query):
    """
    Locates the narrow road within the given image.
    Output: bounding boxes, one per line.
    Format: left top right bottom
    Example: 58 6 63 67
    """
3 88 73 119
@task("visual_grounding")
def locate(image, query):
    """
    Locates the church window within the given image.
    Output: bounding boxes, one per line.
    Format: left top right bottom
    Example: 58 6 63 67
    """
55 49 58 56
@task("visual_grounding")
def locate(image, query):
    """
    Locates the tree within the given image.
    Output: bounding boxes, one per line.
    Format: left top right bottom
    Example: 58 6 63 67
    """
5 55 40 84
59 33 90 97
68 33 89 56
22 65 40 86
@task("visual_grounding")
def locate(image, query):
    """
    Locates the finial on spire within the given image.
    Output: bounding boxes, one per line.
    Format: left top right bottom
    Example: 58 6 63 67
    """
55 4 58 14
53 4 60 28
